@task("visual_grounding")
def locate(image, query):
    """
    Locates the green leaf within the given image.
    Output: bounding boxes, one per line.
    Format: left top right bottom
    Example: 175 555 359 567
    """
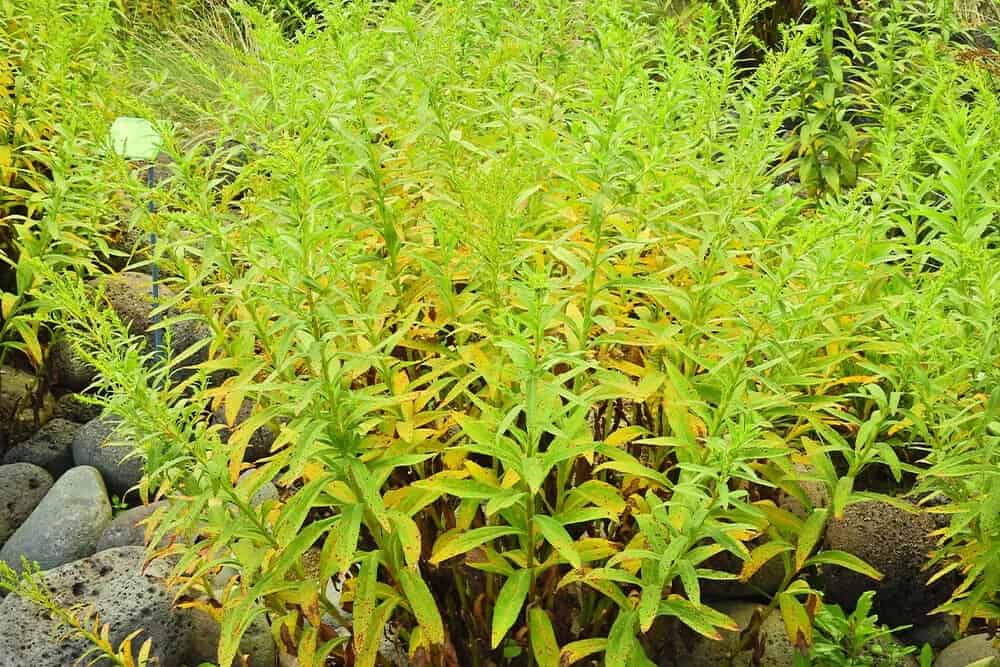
485 490 525 517
398 567 445 645
275 474 331 545
522 457 548 495
676 559 701 605
605 609 637 667
795 509 828 571
533 515 582 569
639 571 662 632
919 643 933 667
415 476 502 499
856 414 881 449
320 504 363 579
349 460 391 531
528 607 560 667
268 516 338 581
430 526 524 564
594 456 671 489
109 116 161 160
491 569 532 648
832 475 854 519
805 550 883 580
874 442 902 482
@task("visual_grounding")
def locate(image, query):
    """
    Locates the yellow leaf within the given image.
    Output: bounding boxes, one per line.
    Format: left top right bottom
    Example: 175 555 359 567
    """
14 321 42 367
779 592 813 649
302 462 325 482
442 447 467 469
397 420 415 443
324 480 357 504
887 418 912 437
1 292 16 319
224 390 245 428
392 370 409 395
464 459 498 486
602 358 647 377
500 469 521 489
606 426 645 447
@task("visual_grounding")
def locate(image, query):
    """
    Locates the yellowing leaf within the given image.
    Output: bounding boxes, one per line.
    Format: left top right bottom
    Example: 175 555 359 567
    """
390 510 423 568
464 459 499 486
324 481 357 504
606 425 646 447
826 375 881 389
13 320 42 368
392 370 409 395
0 292 14 320
805 550 882 581
560 638 608 666
353 552 380 662
528 607 560 667
779 592 813 649
658 597 739 639
398 568 444 645
430 526 523 564
740 540 793 582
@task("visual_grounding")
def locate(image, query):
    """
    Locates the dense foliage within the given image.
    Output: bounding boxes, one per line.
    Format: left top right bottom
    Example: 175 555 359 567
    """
2 0 999 665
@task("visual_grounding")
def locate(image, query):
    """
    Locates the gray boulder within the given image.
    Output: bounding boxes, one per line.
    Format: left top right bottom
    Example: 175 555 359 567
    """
53 392 104 424
101 215 151 273
898 614 958 651
89 271 207 362
0 546 193 667
935 635 1000 667
48 338 98 392
0 463 54 547
0 366 54 448
0 466 111 572
72 414 144 497
658 601 797 667
186 607 277 667
96 501 168 552
2 418 79 478
777 464 830 520
91 271 164 340
823 500 955 628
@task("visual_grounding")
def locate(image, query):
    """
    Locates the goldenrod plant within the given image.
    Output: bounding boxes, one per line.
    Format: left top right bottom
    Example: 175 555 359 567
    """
5 0 999 665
